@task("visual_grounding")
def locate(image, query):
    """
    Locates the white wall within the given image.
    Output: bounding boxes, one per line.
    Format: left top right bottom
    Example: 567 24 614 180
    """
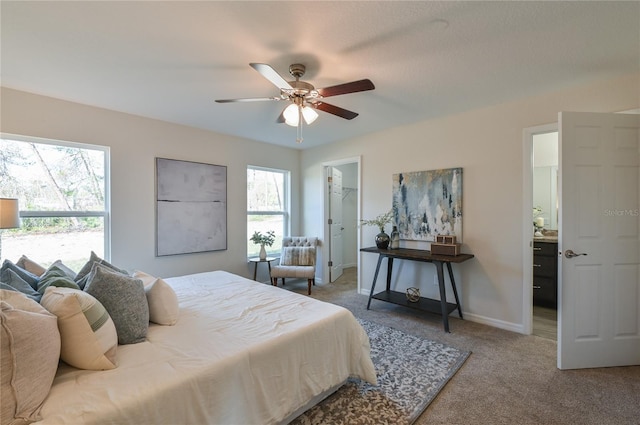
1 87 301 281
301 72 640 332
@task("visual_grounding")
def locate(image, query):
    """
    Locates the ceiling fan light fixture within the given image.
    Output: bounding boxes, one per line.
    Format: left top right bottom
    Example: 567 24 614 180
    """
283 103 300 126
283 104 318 126
302 106 318 124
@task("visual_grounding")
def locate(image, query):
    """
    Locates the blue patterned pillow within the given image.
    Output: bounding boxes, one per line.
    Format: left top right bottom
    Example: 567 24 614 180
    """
1 260 40 290
84 263 148 345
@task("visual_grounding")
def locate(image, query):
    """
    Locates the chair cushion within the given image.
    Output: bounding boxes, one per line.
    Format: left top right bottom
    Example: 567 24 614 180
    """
270 265 316 279
280 246 316 266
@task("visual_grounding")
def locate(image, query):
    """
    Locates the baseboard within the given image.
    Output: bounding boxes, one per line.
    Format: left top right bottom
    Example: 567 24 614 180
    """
462 312 524 334
357 287 524 334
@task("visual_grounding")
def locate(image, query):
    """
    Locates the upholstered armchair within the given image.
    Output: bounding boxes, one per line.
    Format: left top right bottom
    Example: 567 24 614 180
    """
270 237 318 295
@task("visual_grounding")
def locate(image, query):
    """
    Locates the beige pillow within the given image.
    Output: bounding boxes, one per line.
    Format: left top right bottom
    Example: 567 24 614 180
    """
133 271 179 326
40 287 117 370
1 290 60 425
15 255 46 277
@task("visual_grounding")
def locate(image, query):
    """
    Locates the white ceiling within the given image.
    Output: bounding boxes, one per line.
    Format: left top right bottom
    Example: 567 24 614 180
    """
2 1 639 149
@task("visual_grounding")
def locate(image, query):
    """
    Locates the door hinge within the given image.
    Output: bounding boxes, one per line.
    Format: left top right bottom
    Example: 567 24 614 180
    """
328 176 332 183
328 218 333 225
328 261 333 267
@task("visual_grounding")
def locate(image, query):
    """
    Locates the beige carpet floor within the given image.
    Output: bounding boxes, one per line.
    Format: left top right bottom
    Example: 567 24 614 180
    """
277 268 640 425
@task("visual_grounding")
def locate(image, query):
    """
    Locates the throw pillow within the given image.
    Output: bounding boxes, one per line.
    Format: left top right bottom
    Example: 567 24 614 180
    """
133 270 179 326
49 260 77 280
0 260 40 290
84 263 149 345
37 265 81 295
15 255 47 277
281 246 316 266
75 251 128 286
1 291 60 425
1 270 42 303
40 287 118 370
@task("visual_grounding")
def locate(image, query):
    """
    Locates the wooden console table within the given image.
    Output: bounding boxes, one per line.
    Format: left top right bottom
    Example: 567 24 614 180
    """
361 246 474 332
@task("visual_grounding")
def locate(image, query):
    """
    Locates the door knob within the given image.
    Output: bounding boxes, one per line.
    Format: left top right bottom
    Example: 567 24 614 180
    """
565 249 588 258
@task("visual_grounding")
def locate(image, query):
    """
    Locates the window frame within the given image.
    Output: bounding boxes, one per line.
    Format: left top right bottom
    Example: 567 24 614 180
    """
0 133 111 260
247 165 290 257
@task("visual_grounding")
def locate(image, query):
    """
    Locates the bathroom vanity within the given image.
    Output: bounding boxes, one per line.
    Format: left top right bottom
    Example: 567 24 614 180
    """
533 237 558 308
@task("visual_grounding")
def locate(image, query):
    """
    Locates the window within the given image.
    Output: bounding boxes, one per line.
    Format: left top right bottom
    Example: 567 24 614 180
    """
247 166 289 257
0 134 109 270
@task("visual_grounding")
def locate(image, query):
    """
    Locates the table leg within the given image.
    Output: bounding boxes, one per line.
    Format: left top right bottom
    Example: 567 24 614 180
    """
386 257 394 291
367 255 384 310
253 262 258 281
435 261 450 333
267 261 272 278
446 262 463 319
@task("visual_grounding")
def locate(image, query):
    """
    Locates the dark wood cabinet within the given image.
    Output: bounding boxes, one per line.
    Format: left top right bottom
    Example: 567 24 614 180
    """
533 241 558 308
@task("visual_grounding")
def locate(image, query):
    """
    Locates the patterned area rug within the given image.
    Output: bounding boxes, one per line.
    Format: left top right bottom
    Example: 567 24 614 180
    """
291 319 470 425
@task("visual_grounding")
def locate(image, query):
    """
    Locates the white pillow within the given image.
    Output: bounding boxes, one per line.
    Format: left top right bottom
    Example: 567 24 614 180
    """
1 290 60 425
41 287 118 370
133 271 179 326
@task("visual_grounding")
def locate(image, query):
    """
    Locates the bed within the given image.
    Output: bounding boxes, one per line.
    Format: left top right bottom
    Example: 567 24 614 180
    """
34 270 377 424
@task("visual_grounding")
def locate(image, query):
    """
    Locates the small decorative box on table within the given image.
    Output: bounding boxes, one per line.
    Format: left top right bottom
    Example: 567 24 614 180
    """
430 235 462 256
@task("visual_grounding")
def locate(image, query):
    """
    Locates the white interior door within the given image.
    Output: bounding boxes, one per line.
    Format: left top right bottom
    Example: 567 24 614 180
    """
559 111 640 369
328 166 344 282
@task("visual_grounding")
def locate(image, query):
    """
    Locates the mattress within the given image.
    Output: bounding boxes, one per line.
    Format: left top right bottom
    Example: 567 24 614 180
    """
37 271 376 424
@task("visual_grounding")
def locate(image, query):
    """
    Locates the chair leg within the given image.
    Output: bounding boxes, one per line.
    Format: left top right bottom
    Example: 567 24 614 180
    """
307 279 312 295
272 277 277 287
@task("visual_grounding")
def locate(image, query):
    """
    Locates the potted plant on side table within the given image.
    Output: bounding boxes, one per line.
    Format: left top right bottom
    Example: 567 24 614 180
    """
250 230 276 260
360 210 394 249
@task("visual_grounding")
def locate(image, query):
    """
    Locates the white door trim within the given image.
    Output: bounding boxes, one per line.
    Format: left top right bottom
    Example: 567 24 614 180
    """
522 123 558 335
322 156 361 291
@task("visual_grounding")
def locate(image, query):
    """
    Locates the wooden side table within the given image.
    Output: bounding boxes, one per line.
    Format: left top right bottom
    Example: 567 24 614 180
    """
360 246 474 332
248 257 278 281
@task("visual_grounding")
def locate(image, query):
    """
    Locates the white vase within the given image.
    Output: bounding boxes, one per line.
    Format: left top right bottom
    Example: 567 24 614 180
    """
259 244 267 260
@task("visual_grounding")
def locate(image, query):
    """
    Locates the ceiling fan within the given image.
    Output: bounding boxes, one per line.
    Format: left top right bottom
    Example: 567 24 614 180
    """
215 63 375 143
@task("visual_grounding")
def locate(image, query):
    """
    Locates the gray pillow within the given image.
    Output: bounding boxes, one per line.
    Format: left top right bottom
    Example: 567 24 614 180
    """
1 260 40 290
84 263 149 345
75 251 128 288
1 270 42 303
37 265 81 295
50 260 77 280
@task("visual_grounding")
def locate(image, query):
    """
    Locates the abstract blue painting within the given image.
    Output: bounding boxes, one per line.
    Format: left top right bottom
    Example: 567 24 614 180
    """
392 168 463 242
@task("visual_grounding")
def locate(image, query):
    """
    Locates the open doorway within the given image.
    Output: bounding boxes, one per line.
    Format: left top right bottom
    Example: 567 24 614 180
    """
522 123 557 337
532 131 558 340
323 157 360 291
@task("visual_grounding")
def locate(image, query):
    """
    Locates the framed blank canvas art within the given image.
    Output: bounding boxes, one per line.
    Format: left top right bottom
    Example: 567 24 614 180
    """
156 158 227 256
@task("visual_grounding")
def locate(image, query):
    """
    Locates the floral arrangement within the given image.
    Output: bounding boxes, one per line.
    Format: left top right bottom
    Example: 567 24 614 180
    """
360 210 394 233
250 230 275 247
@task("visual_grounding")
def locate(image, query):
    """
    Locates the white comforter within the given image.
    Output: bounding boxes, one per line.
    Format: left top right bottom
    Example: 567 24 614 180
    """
37 271 376 425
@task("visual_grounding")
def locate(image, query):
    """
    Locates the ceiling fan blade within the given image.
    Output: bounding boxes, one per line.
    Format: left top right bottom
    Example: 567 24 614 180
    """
215 96 281 103
314 102 359 120
316 79 375 98
250 63 293 91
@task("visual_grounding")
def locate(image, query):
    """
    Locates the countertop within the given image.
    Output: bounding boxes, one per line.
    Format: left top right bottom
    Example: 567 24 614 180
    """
534 236 558 243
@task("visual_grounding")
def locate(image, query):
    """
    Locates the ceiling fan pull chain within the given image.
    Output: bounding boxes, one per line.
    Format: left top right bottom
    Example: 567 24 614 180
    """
296 106 303 143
